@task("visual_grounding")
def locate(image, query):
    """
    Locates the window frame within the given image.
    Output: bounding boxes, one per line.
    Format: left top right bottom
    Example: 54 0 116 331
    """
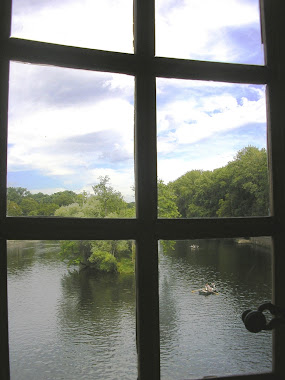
0 0 284 379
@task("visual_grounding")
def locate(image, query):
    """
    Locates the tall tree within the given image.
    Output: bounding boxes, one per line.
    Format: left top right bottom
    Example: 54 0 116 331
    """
217 147 269 217
158 179 181 219
7 187 31 204
55 176 135 273
92 175 126 217
7 201 22 216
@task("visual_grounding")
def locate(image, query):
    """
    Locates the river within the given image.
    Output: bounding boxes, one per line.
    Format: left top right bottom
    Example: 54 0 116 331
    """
7 239 272 379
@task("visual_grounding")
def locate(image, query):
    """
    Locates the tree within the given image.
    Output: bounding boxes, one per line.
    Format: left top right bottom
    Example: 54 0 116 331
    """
170 170 203 217
92 175 126 217
54 202 84 217
34 202 59 216
158 179 180 219
158 179 180 251
50 190 77 207
30 192 52 204
216 147 269 217
170 146 269 218
76 190 89 206
20 197 39 216
7 201 22 216
7 187 31 204
56 176 134 273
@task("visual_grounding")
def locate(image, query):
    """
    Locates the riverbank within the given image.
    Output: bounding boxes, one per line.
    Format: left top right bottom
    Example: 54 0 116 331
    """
235 237 271 249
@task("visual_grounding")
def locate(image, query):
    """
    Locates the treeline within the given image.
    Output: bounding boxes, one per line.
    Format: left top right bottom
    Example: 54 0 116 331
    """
7 188 81 216
170 146 269 218
7 146 269 273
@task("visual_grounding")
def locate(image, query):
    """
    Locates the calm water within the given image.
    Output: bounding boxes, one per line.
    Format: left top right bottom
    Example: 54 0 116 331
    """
7 239 272 379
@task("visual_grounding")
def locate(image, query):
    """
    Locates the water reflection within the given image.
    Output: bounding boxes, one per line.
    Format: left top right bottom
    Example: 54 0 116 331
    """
7 240 60 275
159 239 272 379
57 270 137 379
8 239 272 379
8 241 137 380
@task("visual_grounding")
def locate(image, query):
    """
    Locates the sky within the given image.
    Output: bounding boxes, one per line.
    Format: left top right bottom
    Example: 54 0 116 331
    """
8 0 266 202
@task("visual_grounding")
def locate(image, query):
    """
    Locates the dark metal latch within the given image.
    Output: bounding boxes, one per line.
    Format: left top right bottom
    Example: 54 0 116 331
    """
242 302 285 333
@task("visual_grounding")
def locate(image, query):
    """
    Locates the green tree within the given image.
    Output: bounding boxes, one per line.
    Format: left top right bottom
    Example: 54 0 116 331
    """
170 146 269 218
20 197 39 216
7 187 31 204
50 190 77 207
7 201 22 216
33 202 59 216
29 192 52 204
158 179 180 251
92 176 126 217
217 147 269 217
88 240 133 273
55 202 81 217
170 170 203 217
76 190 89 206
56 177 134 273
158 179 181 219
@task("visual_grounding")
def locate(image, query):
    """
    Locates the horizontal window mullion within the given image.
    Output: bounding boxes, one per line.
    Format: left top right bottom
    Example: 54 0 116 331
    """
0 217 139 240
1 216 275 241
153 56 269 84
0 39 270 86
157 217 275 240
1 38 138 75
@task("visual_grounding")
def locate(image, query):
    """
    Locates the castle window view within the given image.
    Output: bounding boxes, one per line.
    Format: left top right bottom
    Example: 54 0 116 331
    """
7 1 271 379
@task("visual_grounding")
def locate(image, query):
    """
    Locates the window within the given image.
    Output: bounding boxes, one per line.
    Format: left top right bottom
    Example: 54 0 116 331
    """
1 1 285 379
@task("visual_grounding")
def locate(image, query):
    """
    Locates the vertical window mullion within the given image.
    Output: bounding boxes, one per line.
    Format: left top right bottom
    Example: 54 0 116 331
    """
0 2 11 218
261 0 285 377
0 1 12 379
134 1 160 379
0 239 10 380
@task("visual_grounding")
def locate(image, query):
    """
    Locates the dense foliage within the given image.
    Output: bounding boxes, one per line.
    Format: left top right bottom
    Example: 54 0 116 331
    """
7 146 269 273
54 176 136 274
170 146 269 218
7 188 78 216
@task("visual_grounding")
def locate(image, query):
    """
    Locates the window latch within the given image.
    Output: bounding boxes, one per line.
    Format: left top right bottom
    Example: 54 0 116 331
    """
242 302 285 333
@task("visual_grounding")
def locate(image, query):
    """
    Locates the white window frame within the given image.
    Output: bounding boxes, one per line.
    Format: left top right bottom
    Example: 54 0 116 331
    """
1 1 285 379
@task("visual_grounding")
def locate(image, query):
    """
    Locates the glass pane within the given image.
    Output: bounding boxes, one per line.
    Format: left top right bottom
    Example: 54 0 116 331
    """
159 238 272 379
8 240 136 379
157 78 268 218
11 0 133 53
156 0 264 65
7 62 135 217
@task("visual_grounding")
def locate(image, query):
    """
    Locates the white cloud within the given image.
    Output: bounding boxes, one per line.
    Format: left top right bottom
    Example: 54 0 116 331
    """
12 0 133 53
156 79 266 182
157 81 266 155
156 0 262 64
82 167 135 202
8 1 266 196
158 150 236 184
8 63 135 198
8 97 134 174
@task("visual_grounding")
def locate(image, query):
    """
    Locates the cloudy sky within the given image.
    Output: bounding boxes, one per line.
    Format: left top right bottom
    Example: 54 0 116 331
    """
8 0 265 201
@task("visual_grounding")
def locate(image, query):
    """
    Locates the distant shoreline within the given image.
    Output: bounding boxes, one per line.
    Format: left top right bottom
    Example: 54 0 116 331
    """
235 236 271 249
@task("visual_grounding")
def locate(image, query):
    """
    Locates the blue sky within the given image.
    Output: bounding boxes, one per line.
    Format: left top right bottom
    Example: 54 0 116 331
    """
8 0 265 201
